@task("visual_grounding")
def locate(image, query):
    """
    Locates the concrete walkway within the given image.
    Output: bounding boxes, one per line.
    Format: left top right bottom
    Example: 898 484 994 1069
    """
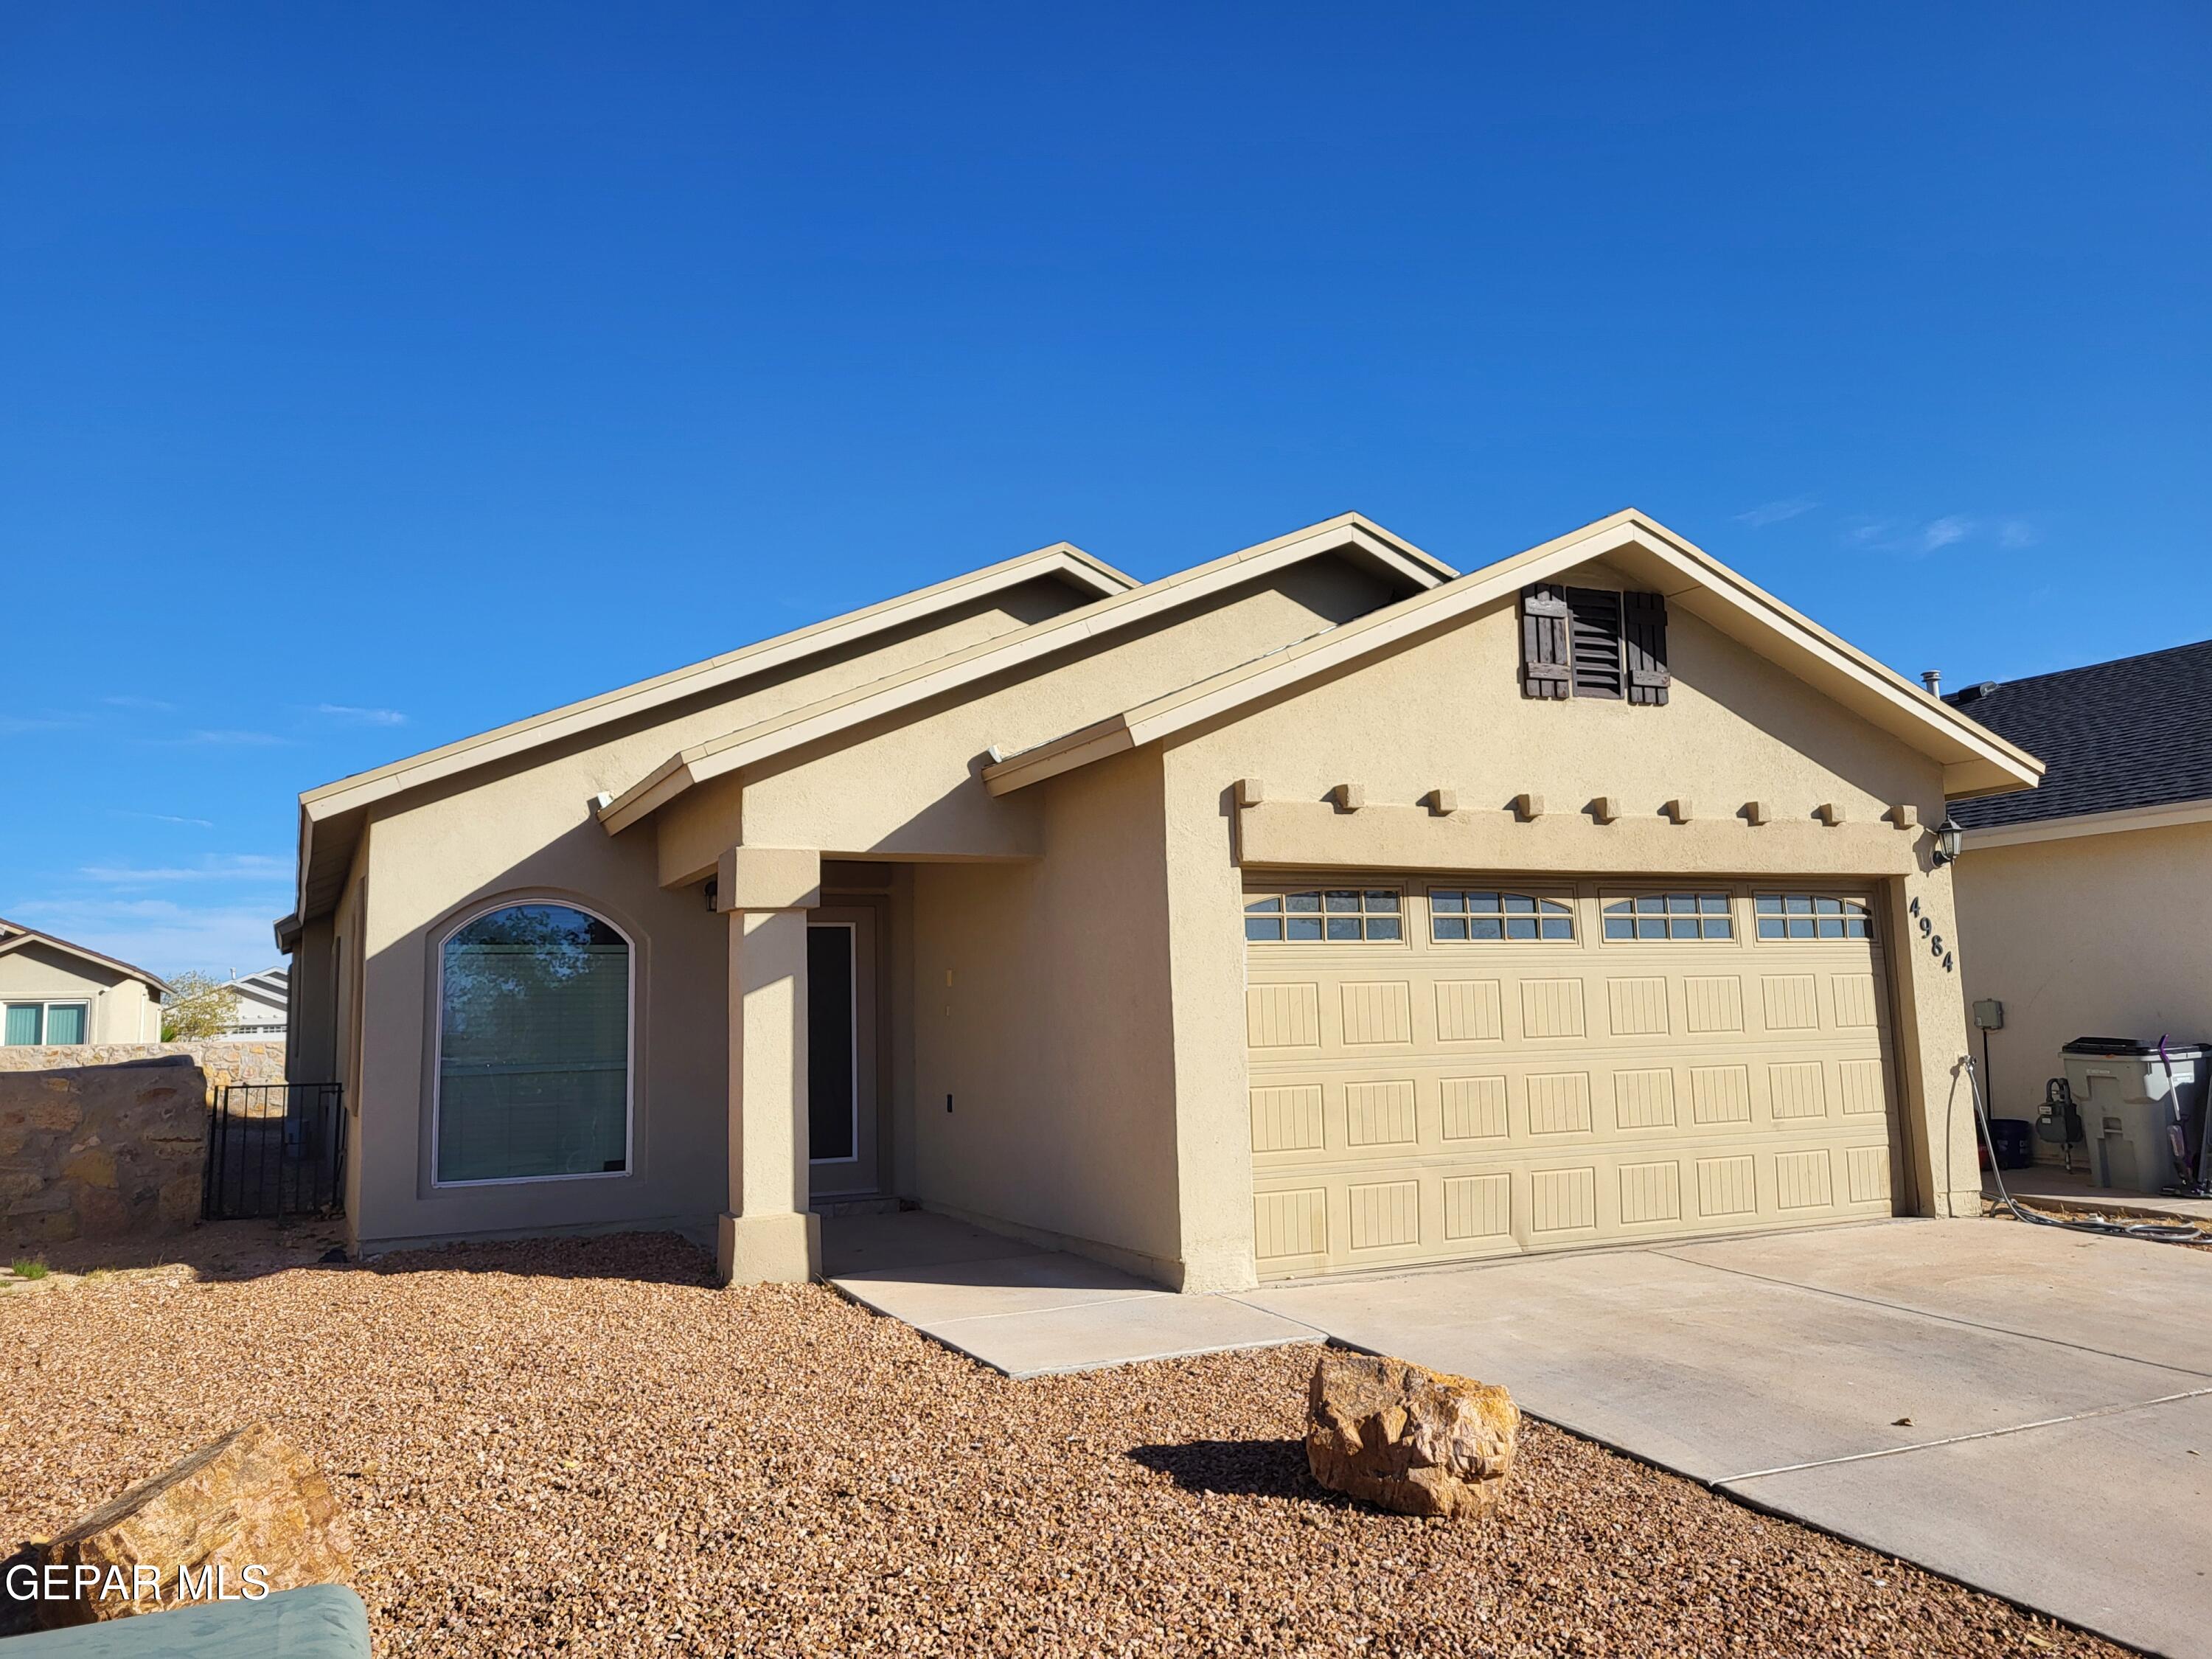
1245 1220 2212 1659
825 1210 2212 1655
822 1210 1321 1377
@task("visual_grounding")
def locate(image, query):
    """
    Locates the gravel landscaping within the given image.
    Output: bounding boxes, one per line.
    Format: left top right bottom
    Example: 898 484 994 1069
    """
0 1231 2126 1658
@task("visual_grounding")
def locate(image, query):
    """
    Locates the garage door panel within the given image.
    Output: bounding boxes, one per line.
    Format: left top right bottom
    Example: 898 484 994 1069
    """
1435 979 1504 1043
1247 877 1901 1278
1519 978 1588 1039
1605 976 1672 1036
1684 975 1746 1032
1340 979 1414 1046
1767 1061 1829 1121
1833 973 1882 1028
1246 1063 1891 1167
1245 982 1321 1049
1440 1074 1509 1139
1612 1066 1677 1130
1253 1138 1899 1267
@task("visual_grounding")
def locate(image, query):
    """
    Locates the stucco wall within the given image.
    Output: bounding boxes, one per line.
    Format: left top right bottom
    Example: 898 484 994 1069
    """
0 942 161 1043
313 533 1992 1276
1953 819 2212 1141
0 1057 208 1246
333 582 1088 1253
906 746 1183 1279
1152 568 1980 1287
723 558 1402 861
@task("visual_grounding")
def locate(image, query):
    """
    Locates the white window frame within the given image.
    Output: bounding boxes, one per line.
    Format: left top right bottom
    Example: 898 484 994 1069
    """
2 1000 92 1045
429 900 636 1189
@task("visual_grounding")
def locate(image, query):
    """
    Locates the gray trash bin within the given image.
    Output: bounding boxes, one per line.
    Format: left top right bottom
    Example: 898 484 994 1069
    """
2060 1037 2210 1192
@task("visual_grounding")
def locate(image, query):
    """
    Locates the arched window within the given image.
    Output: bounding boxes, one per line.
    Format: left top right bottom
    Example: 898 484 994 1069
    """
435 903 631 1185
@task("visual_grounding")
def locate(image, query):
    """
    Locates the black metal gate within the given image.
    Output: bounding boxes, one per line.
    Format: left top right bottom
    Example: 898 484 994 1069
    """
202 1083 346 1221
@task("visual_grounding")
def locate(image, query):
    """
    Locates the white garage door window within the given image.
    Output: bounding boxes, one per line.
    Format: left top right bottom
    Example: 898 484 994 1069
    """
1245 878 1902 1279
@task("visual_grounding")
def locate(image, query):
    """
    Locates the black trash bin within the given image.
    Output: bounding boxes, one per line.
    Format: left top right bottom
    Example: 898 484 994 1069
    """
1986 1118 2035 1170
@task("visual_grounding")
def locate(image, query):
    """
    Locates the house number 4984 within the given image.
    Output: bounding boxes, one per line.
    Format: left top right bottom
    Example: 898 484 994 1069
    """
1907 896 1953 973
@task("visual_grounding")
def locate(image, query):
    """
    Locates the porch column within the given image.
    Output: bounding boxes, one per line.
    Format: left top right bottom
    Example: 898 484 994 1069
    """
717 846 823 1284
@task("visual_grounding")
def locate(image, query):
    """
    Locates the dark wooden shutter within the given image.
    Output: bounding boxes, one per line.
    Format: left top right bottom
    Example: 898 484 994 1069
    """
1520 584 1571 700
1565 586 1624 700
1623 590 1671 706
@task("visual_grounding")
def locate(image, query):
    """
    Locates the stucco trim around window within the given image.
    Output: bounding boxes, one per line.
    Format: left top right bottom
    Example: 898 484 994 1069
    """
428 899 638 1190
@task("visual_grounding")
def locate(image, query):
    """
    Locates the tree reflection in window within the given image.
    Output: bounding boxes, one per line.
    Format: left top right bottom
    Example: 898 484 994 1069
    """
437 904 630 1183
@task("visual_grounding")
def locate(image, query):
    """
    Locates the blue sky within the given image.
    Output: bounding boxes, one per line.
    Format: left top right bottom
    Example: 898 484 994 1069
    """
3 3 2207 977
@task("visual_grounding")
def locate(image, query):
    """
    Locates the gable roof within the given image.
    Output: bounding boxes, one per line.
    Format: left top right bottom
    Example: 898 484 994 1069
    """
300 542 1134 822
288 540 1136 921
1945 639 2212 832
981 509 2045 801
223 966 291 1009
0 917 172 997
597 513 1457 833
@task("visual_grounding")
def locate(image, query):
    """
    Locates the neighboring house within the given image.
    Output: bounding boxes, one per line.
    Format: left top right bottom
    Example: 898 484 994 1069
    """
276 511 2041 1288
1945 641 2212 1132
217 966 291 1037
0 918 170 1046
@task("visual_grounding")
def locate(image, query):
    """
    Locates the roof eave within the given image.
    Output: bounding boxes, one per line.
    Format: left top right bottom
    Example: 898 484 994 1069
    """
600 513 1457 830
297 542 1134 824
288 541 1135 921
983 511 2045 798
1961 794 2212 850
0 922 172 996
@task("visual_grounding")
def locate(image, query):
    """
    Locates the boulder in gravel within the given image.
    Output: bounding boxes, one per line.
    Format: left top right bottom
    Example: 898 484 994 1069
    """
25 1422 353 1627
1306 1351 1519 1518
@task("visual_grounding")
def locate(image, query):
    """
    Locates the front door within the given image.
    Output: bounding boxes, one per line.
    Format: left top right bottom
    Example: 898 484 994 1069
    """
807 911 879 1197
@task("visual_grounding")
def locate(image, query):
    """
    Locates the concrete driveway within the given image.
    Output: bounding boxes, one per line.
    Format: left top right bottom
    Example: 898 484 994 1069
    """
1242 1219 2212 1659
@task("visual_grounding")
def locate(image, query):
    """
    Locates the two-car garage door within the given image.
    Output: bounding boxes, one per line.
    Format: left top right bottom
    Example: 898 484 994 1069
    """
1245 877 1902 1279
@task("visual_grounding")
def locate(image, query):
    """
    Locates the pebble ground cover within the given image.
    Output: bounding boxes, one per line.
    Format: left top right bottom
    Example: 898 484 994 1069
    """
0 1232 2124 1657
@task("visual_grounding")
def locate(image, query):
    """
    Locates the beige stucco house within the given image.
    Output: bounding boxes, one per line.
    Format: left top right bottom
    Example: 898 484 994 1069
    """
0 919 169 1048
1946 641 2212 1142
278 510 2042 1290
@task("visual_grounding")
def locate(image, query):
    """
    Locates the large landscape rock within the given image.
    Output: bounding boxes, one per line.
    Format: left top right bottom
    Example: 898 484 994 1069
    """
24 1422 352 1627
1305 1351 1520 1518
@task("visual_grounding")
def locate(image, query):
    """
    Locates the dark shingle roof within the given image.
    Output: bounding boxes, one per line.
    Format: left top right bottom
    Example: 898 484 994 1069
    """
1945 639 2212 830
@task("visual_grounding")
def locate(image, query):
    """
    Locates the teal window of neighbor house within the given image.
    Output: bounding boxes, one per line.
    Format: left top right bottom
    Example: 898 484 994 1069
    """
4 1001 88 1045
433 903 633 1186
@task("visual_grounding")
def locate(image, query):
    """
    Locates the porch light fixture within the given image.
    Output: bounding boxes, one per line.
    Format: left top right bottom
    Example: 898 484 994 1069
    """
1930 816 1966 867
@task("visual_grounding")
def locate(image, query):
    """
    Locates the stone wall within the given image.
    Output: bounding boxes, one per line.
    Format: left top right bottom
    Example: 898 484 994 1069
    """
0 1040 285 1091
0 1057 209 1247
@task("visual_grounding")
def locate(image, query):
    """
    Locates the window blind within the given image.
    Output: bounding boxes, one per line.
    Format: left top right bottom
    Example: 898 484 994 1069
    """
437 905 630 1183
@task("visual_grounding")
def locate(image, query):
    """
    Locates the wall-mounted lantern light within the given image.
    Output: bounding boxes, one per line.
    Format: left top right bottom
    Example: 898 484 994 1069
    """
1930 816 1966 867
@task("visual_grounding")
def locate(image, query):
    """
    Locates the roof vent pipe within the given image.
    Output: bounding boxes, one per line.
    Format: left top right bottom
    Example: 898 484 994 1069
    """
1921 669 1942 696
